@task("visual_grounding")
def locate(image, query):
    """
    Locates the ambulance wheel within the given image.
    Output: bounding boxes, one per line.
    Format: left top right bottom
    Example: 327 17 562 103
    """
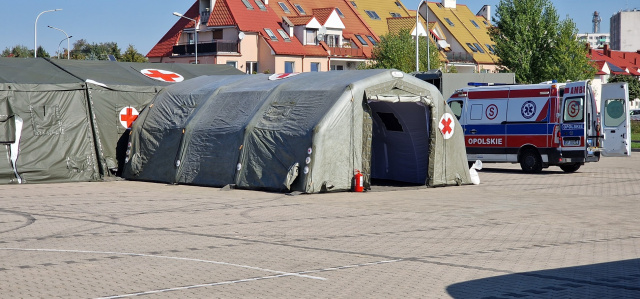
520 149 543 173
560 163 581 173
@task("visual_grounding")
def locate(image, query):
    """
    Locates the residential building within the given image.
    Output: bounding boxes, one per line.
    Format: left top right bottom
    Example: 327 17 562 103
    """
588 44 640 109
147 0 376 73
348 0 414 36
577 33 610 49
610 9 640 51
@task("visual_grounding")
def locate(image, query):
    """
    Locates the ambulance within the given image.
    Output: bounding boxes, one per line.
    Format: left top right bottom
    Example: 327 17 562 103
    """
447 80 630 173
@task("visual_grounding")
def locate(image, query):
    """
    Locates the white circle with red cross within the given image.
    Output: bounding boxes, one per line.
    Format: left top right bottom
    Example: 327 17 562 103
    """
438 113 455 139
268 73 300 81
119 106 139 129
140 69 184 83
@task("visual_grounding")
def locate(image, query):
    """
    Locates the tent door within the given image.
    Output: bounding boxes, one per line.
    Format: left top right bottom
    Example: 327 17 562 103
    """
368 101 430 184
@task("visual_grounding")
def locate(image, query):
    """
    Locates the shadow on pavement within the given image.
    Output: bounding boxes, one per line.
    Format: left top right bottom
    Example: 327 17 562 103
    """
447 259 640 298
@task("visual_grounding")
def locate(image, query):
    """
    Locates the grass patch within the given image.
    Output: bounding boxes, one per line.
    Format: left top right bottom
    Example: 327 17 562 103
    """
632 121 640 149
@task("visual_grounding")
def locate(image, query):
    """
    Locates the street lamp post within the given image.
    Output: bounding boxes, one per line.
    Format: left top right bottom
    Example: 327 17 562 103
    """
48 26 71 60
34 9 62 58
173 12 199 64
56 35 72 59
415 1 430 73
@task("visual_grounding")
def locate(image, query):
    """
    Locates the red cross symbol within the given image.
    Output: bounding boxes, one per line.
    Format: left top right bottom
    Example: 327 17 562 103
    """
120 107 139 128
141 69 184 82
269 72 300 80
441 118 452 135
438 113 455 139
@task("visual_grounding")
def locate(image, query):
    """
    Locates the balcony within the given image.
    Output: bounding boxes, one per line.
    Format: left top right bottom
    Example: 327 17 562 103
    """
446 52 475 63
173 40 239 56
328 46 364 58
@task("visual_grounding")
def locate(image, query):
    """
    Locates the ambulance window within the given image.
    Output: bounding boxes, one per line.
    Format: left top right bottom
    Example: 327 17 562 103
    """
449 101 463 120
604 99 626 127
563 97 584 122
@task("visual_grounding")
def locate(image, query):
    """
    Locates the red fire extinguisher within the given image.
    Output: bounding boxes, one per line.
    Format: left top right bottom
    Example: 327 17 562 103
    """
354 169 364 192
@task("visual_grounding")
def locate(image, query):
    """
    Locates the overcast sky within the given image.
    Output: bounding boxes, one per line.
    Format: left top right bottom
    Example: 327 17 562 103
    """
1 0 637 57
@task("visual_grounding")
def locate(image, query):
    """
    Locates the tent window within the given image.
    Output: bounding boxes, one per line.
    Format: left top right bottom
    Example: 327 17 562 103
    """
376 112 403 132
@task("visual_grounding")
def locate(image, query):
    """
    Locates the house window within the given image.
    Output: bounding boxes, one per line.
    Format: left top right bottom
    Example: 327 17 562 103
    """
278 2 291 13
325 34 340 47
254 0 267 10
366 36 377 46
445 18 455 26
331 65 344 71
285 61 295 73
294 4 306 15
310 62 320 72
365 10 381 20
471 20 480 28
466 43 478 52
264 28 278 41
247 61 258 74
212 30 223 40
335 7 345 18
241 0 254 9
390 12 402 18
306 29 317 45
473 43 485 53
395 1 402 8
226 61 238 69
277 29 291 42
483 20 488 26
187 32 195 44
485 44 494 53
355 35 368 46
350 1 357 7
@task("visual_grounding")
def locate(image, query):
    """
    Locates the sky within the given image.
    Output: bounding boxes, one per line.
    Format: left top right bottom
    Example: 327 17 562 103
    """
1 0 638 57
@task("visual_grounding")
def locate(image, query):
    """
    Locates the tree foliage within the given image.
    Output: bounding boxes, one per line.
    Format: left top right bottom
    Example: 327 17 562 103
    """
608 75 640 100
71 39 122 61
361 29 441 73
2 45 34 58
489 0 596 83
121 44 148 62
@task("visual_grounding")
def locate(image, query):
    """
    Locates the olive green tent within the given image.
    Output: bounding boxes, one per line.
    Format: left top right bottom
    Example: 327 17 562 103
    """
123 70 471 192
0 57 243 184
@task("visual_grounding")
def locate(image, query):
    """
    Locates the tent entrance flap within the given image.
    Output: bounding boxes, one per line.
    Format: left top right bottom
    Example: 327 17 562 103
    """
368 101 430 184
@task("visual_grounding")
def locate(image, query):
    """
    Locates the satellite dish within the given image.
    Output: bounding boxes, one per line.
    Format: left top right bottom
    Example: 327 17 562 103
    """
317 33 324 41
238 31 245 40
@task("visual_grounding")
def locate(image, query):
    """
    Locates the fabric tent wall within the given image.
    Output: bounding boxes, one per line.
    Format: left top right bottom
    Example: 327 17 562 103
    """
0 83 99 183
124 70 472 193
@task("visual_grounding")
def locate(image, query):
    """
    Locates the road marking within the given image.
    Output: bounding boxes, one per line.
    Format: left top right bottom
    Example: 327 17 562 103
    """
0 248 325 280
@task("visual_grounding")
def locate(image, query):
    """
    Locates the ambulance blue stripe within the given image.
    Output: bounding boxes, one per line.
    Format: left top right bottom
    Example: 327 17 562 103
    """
465 123 553 135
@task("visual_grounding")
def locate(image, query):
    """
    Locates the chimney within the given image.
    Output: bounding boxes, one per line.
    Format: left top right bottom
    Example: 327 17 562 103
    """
603 44 610 57
442 0 456 9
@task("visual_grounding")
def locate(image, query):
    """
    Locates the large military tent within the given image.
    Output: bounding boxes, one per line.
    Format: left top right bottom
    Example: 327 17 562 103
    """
0 57 242 184
123 69 471 193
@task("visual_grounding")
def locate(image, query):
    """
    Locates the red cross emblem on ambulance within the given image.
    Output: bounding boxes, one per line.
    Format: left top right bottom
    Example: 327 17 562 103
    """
438 113 455 139
120 106 139 129
140 69 184 82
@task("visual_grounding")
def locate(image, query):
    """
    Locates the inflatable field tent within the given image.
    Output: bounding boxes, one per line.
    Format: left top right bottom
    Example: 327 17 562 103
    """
123 69 471 192
0 57 242 184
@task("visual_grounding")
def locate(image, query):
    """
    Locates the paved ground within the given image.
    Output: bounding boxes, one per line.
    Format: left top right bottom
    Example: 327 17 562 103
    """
1 155 639 298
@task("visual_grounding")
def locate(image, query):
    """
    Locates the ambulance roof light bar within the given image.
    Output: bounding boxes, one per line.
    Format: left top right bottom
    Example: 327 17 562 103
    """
467 82 512 87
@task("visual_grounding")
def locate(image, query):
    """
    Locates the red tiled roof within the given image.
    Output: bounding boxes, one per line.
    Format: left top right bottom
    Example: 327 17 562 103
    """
287 16 314 25
588 46 640 76
147 2 199 57
208 0 235 27
312 8 334 25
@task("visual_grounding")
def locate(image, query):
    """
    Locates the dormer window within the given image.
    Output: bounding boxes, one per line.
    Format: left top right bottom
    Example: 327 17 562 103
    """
473 43 485 53
335 7 345 18
470 20 480 28
366 36 377 46
277 29 291 42
365 10 381 20
241 0 254 10
254 0 267 11
265 28 278 41
278 2 291 13
294 4 306 15
466 42 478 52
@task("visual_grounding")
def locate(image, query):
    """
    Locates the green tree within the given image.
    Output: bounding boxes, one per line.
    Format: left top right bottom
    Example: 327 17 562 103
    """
2 45 34 57
608 75 640 100
121 44 147 62
360 29 441 73
36 46 50 58
70 39 123 60
489 0 596 83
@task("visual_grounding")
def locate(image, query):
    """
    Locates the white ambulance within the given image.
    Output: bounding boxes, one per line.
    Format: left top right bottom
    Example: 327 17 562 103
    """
447 80 630 173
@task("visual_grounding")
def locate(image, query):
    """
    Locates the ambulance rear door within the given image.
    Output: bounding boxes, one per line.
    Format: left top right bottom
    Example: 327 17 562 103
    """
560 81 590 162
600 82 631 157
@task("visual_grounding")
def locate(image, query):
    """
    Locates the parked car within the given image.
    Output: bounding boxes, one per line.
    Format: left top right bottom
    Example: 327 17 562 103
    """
631 109 640 121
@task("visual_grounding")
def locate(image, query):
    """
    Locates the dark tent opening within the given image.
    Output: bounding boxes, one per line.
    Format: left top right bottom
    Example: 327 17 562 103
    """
369 101 431 186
